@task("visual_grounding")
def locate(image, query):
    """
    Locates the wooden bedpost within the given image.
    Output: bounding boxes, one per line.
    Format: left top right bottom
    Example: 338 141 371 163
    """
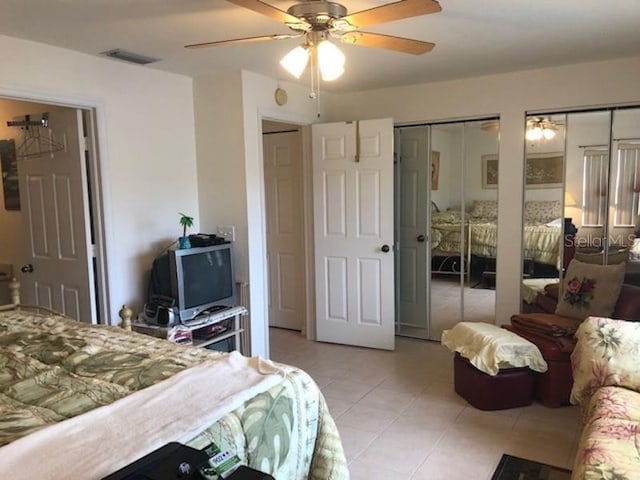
118 305 133 331
8 277 20 305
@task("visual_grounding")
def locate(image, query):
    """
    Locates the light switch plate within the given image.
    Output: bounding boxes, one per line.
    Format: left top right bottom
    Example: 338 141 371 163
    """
217 225 236 242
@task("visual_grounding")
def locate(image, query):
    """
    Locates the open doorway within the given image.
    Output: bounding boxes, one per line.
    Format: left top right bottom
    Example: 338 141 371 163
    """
0 96 108 323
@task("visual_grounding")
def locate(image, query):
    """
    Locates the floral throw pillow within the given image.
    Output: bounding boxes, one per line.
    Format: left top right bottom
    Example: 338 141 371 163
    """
555 259 626 320
469 200 498 219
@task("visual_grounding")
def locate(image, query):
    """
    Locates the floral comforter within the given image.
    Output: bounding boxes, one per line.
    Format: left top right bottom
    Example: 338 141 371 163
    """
0 308 348 479
430 211 560 265
570 317 640 480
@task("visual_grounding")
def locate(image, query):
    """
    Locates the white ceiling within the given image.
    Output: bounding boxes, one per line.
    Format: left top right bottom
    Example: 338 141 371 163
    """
1 0 639 93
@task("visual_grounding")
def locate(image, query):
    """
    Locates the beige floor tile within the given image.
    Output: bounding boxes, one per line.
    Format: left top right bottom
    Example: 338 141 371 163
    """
324 396 355 419
335 425 378 463
337 405 399 434
349 458 411 480
357 417 446 475
322 379 376 403
358 385 417 413
412 448 498 480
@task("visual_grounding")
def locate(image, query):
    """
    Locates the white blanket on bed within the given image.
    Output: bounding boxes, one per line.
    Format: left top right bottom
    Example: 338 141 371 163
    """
0 351 286 480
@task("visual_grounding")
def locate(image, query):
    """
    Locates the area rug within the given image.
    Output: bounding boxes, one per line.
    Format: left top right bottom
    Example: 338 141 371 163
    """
491 454 571 480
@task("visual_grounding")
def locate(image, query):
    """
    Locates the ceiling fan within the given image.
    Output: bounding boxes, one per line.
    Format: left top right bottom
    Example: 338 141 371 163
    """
185 0 442 80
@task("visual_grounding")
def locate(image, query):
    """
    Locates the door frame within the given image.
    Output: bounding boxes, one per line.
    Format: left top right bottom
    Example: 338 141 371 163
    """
258 110 315 341
0 84 112 324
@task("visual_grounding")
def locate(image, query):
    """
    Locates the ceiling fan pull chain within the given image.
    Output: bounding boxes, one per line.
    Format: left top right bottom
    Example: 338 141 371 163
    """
355 120 360 163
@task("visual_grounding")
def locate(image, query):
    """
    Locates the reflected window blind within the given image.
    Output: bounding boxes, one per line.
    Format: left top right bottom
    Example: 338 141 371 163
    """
614 144 640 227
582 149 607 227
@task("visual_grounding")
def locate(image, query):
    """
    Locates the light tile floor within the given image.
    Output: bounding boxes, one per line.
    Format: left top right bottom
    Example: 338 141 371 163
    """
269 328 582 480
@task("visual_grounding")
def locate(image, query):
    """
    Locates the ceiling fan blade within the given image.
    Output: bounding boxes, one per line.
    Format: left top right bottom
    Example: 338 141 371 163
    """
185 33 300 49
339 31 435 55
226 0 310 30
339 0 441 29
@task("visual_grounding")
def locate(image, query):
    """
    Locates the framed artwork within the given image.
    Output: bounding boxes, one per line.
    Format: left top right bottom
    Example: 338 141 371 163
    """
482 154 498 189
525 152 564 188
431 150 440 190
481 152 564 189
0 139 19 211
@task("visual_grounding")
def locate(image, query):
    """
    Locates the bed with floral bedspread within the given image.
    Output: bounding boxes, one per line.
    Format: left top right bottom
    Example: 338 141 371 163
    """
0 307 348 479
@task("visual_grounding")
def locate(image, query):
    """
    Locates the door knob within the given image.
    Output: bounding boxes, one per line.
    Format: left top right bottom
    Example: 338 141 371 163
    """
381 244 390 253
21 264 34 273
417 234 426 242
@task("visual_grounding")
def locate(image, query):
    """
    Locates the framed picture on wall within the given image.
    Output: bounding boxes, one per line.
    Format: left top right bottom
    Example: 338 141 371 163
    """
431 150 440 190
0 139 19 211
525 152 564 188
482 154 498 189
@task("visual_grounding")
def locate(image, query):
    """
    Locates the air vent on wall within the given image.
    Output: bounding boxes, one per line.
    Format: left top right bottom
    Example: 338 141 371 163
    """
100 49 160 65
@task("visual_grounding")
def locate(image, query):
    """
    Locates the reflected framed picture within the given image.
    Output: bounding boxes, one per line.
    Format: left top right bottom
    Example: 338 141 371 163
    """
0 139 19 211
482 154 498 189
431 150 440 190
482 152 564 190
525 152 564 188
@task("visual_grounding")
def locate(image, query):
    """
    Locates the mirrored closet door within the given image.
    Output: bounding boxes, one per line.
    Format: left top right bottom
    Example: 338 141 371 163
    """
521 106 640 310
395 118 499 341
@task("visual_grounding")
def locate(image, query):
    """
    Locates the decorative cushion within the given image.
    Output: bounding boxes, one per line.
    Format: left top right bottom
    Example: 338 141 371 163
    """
570 317 640 405
555 259 626 320
524 200 562 224
469 200 498 219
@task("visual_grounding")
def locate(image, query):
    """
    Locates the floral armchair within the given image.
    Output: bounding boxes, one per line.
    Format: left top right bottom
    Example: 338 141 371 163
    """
570 317 640 479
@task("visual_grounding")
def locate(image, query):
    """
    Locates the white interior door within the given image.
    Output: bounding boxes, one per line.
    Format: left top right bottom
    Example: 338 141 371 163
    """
263 129 305 330
396 127 429 339
17 109 95 322
312 118 395 350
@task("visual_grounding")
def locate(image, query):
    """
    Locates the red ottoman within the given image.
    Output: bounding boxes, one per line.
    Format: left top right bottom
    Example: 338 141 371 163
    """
454 353 534 410
503 324 574 407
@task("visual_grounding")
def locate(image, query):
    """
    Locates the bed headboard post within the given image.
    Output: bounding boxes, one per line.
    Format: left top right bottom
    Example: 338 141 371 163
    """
118 305 133 331
8 277 20 305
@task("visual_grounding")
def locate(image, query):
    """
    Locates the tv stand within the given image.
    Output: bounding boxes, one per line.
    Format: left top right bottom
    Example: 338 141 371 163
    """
132 305 248 354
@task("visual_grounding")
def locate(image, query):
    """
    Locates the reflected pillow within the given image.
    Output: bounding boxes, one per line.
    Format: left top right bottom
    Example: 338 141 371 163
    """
469 200 498 219
524 200 562 224
555 259 626 320
545 217 563 227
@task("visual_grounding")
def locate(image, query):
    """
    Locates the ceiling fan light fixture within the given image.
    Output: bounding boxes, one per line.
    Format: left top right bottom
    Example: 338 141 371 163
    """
280 45 310 78
542 127 556 140
526 117 558 141
526 126 543 141
317 39 345 81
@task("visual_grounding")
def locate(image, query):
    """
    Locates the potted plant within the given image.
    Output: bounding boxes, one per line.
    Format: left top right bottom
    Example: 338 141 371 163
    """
178 212 194 249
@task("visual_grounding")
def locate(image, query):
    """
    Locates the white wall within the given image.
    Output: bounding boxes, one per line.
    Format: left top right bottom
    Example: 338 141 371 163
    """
318 56 640 325
193 70 320 357
0 34 199 322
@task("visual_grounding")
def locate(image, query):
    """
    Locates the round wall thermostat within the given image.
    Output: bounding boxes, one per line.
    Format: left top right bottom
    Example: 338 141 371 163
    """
275 88 288 106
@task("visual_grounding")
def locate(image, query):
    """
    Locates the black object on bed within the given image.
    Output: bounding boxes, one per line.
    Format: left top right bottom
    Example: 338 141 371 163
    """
102 442 209 480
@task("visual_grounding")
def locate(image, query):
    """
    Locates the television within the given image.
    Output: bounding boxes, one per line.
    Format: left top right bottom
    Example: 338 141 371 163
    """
149 243 237 322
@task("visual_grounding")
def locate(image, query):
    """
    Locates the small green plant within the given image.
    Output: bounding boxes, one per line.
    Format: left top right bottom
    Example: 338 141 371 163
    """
178 212 194 238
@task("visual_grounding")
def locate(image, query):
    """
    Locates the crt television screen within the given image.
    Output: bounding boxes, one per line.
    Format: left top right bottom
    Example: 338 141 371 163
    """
181 249 233 309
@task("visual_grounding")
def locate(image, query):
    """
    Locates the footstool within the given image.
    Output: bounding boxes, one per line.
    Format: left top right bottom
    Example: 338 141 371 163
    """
442 322 548 410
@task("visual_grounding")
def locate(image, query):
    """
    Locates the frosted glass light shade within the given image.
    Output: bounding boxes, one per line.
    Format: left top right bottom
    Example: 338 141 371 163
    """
526 126 543 141
317 40 345 81
280 46 310 78
542 128 556 140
